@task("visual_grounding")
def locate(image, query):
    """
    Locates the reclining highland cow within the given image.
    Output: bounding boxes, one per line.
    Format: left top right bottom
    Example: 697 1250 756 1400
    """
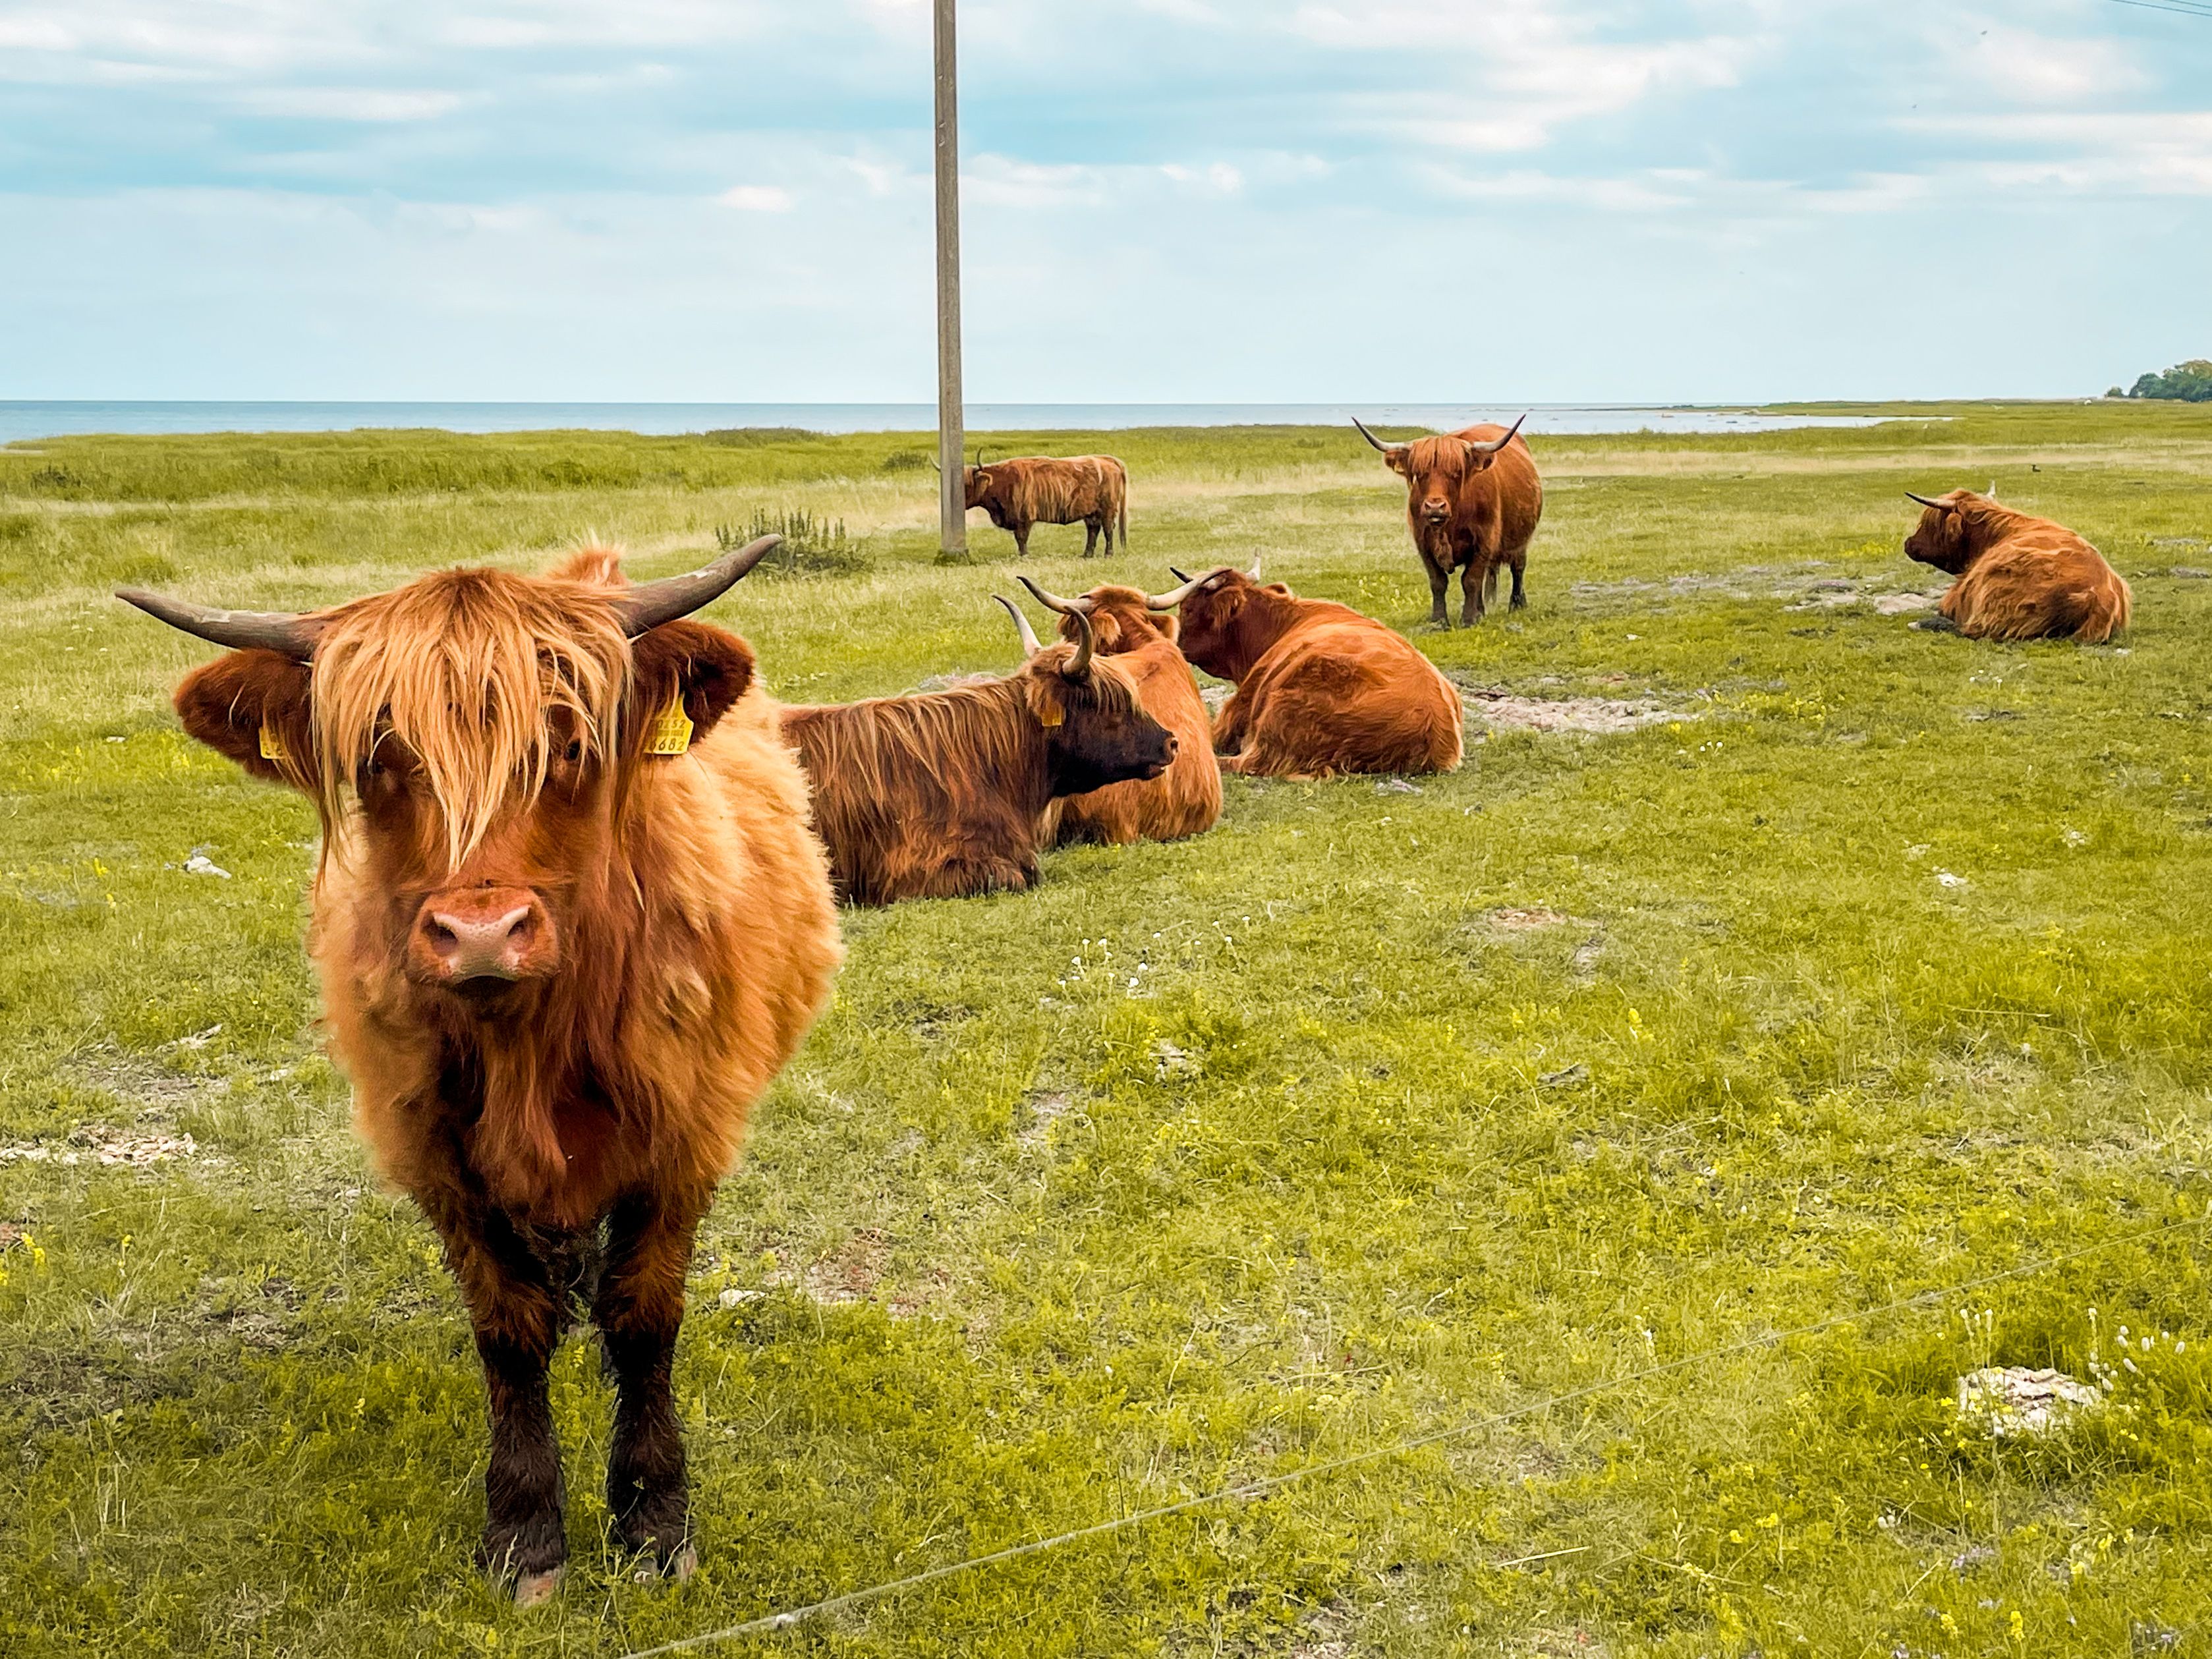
1904 488 2131 643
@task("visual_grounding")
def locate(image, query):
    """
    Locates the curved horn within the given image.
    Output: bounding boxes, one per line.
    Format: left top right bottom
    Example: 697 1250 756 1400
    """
613 535 780 636
115 588 326 660
1350 414 1401 453
1060 605 1094 681
1986 480 1998 499
1016 574 1094 616
1904 492 1946 510
1467 412 1529 456
994 594 1043 656
1168 566 1193 582
1247 555 1263 581
1147 573 1206 609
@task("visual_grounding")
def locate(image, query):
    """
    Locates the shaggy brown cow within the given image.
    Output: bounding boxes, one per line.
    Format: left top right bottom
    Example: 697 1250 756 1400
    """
965 454 1129 557
1904 488 2132 644
780 602 1176 903
1010 575 1220 846
121 538 841 1604
1160 561 1464 778
1353 414 1543 628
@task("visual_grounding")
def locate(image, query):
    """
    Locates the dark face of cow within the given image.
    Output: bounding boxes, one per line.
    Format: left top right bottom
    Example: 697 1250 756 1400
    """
1903 490 1983 575
152 558 756 1014
1023 650 1176 795
1160 566 1291 682
963 466 994 512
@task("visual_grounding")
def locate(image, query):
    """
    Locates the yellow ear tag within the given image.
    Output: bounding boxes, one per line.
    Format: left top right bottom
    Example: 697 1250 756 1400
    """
258 723 289 762
644 697 694 756
1038 702 1064 729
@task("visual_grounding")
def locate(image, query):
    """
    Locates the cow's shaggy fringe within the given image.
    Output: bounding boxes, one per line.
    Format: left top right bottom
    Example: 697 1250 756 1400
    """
310 553 632 872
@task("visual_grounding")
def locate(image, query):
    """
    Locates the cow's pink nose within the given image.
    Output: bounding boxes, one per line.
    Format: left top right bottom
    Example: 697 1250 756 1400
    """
424 905 535 981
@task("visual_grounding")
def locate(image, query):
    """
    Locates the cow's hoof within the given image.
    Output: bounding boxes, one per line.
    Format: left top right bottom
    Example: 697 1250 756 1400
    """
633 1544 698 1585
513 1567 564 1608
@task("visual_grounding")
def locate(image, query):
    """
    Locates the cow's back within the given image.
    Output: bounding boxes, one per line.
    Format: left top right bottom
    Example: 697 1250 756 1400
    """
1230 615 1463 777
1942 520 2132 644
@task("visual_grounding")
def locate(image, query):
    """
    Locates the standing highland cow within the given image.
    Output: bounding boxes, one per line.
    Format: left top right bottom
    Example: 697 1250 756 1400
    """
965 455 1129 557
121 538 842 1604
1904 488 2132 643
1353 414 1543 628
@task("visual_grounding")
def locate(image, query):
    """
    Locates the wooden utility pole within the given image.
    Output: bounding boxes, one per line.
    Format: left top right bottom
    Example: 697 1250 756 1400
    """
933 0 966 557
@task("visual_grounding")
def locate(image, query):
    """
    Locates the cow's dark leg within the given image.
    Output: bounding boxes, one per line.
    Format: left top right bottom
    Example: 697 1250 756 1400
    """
1461 558 1489 629
1013 522 1031 558
422 1193 569 1603
596 1191 704 1579
1083 518 1100 557
1505 547 1528 610
1421 553 1450 629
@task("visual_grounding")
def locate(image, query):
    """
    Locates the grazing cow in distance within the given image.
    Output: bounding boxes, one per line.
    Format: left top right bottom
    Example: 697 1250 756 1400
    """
780 601 1176 903
121 538 842 1604
1904 488 2132 643
1010 575 1220 846
1160 561 1464 778
1353 414 1543 629
965 454 1129 557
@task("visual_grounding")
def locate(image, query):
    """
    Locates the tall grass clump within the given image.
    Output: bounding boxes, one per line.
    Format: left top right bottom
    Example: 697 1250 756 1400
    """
717 508 871 576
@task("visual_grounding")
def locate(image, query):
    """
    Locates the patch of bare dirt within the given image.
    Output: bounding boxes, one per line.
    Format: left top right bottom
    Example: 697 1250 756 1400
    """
1487 907 1577 930
770 1227 893 1307
1455 681 1695 735
1016 1088 1080 1151
0 1129 204 1168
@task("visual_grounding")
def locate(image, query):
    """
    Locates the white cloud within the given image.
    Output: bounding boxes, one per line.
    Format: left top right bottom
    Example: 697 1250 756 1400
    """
717 184 795 211
1970 28 2147 105
241 86 466 121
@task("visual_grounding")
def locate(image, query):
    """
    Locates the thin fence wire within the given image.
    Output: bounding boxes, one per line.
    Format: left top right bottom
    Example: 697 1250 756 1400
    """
2108 0 2212 18
619 1210 2206 1658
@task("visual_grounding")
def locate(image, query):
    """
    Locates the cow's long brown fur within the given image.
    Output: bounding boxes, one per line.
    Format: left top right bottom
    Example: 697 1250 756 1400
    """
1904 490 2132 644
161 547 841 1594
1173 569 1464 779
1042 587 1220 846
781 643 1169 903
1377 424 1544 627
965 455 1129 557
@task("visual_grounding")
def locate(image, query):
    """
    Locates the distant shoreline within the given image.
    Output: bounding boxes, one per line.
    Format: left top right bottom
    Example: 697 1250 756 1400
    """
0 401 1900 445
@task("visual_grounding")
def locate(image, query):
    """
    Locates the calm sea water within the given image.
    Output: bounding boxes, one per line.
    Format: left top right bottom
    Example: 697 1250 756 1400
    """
0 401 1892 445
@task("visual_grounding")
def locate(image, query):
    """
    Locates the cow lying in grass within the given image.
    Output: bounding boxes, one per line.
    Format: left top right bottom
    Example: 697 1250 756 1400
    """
121 538 842 1604
1009 575 1220 846
780 602 1176 903
1904 488 2132 643
1160 562 1464 778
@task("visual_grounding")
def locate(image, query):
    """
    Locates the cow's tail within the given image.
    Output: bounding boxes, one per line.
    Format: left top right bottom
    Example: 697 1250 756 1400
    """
1118 474 1129 549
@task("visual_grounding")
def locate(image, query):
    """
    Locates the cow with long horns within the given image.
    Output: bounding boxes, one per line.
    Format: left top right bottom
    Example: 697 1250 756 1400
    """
119 538 843 1603
1158 561 1464 778
964 454 1129 558
1903 488 2132 644
779 601 1176 903
1009 575 1220 846
1353 414 1543 628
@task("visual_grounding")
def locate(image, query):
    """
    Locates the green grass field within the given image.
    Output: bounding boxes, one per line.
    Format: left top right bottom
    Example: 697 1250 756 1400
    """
4 403 2211 1658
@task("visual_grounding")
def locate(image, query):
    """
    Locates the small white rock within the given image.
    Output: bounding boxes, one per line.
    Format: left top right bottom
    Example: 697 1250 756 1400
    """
183 855 232 880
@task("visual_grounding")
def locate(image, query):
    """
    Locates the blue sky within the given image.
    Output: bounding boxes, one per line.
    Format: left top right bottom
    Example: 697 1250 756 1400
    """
1 0 2206 401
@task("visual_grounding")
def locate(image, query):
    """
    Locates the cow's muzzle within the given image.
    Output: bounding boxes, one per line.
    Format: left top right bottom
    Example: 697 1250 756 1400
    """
408 887 559 988
1421 501 1451 525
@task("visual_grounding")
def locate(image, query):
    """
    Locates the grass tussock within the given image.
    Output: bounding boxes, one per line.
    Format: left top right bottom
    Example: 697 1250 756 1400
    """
3 402 2212 1656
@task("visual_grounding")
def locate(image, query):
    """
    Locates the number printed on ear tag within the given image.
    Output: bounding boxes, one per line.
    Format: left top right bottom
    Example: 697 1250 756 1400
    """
258 723 289 762
645 698 694 756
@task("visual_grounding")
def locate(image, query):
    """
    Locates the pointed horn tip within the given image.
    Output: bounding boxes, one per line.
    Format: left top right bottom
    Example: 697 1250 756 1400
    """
1060 606 1094 679
1016 573 1081 614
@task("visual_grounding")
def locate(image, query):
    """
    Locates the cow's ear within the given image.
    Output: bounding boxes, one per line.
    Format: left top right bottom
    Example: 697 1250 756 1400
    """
1382 447 1411 476
629 621 755 754
1152 609 1181 644
174 649 316 790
